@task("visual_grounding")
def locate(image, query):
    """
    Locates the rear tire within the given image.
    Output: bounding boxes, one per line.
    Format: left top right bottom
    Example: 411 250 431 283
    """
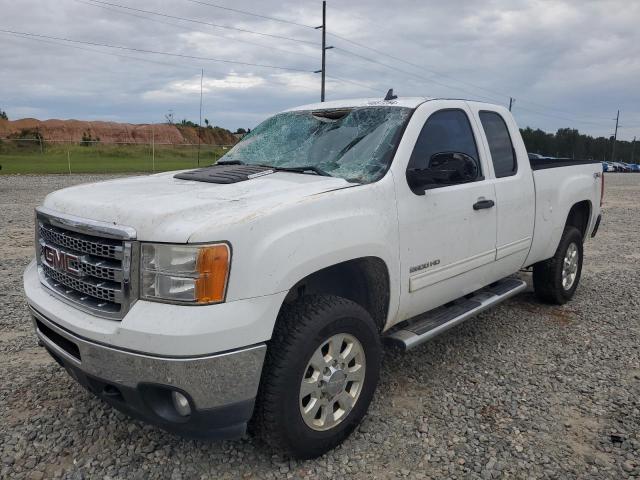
253 295 381 459
533 226 583 305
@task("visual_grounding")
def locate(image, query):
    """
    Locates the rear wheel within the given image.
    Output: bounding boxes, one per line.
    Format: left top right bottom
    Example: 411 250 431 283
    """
254 295 381 459
533 226 583 304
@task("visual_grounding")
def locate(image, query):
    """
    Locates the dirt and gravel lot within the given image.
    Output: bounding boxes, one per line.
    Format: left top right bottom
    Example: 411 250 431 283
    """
1 173 638 480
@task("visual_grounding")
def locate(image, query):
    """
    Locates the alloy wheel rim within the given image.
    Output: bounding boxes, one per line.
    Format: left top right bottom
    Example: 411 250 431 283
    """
299 333 366 431
562 242 579 290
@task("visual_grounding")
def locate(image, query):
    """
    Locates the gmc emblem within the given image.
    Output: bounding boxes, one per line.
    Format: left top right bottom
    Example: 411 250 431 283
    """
43 245 81 276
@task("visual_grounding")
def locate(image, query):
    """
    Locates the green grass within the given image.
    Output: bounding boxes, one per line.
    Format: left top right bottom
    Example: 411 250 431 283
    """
0 143 228 174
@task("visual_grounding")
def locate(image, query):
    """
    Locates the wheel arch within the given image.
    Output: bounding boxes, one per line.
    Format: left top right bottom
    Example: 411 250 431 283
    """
565 200 592 240
280 257 391 333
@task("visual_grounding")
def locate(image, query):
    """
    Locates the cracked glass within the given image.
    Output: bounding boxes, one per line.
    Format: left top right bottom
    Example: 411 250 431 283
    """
220 107 413 183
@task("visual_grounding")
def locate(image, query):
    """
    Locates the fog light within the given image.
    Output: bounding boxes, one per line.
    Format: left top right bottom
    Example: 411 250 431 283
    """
171 391 192 417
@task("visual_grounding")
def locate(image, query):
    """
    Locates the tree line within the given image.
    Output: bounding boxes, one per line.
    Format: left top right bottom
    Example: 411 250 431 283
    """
1 106 636 162
521 127 637 163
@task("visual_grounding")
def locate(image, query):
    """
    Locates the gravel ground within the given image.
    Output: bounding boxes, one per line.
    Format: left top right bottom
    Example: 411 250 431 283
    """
0 173 638 480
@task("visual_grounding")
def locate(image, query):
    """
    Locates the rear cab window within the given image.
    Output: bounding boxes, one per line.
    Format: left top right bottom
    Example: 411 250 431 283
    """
479 111 517 178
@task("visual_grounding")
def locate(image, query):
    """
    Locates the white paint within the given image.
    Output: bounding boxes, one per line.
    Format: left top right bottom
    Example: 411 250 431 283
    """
25 97 602 357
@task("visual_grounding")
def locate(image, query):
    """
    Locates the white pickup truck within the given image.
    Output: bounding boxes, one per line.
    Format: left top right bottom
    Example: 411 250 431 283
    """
24 95 603 458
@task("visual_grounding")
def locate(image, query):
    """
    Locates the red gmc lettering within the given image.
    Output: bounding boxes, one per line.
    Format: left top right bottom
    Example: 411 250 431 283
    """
43 245 80 275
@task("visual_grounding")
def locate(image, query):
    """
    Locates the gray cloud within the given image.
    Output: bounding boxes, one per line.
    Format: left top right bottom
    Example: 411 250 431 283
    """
1 0 638 138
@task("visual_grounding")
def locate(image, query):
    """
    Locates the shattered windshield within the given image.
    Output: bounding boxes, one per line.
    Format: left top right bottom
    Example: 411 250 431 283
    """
219 106 412 183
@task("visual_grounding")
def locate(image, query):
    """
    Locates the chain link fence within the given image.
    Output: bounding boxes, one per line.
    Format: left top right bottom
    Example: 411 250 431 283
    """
0 138 234 174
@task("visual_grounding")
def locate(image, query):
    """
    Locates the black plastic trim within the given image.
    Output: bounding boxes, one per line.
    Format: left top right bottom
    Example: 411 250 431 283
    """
174 164 274 184
591 213 602 238
530 158 602 170
35 318 81 361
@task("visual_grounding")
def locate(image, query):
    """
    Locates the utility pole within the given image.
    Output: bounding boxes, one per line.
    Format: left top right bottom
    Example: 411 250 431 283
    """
152 124 155 172
611 109 619 162
509 97 515 111
632 136 636 164
314 1 333 102
197 68 203 166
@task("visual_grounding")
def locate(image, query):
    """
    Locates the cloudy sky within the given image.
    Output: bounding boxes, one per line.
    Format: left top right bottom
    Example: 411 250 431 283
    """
1 0 639 139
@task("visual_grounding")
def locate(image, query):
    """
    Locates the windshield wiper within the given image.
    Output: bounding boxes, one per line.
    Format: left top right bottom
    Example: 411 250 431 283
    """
336 134 366 160
258 165 332 177
216 160 332 177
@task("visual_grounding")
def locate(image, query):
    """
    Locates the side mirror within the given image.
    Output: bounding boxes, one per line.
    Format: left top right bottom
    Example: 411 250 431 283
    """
407 152 479 195
406 168 435 194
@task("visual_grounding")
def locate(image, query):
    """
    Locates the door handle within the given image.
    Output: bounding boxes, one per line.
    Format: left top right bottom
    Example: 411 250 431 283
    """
473 199 495 210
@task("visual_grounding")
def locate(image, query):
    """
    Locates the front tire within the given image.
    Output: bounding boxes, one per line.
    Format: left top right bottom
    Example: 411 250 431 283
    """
533 226 583 305
254 295 381 459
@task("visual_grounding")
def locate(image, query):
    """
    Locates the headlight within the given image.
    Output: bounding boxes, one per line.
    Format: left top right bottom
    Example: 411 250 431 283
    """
140 243 230 304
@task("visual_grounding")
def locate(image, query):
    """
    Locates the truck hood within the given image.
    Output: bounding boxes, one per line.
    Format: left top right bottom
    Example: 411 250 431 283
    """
43 170 354 242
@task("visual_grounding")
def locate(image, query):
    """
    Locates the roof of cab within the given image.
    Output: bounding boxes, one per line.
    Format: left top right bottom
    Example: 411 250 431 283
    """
285 97 433 112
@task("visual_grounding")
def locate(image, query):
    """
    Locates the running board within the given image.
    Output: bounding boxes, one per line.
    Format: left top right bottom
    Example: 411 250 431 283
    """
385 277 527 351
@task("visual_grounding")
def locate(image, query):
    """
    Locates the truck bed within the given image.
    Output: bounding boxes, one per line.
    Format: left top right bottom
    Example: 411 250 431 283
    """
525 160 602 267
529 157 602 170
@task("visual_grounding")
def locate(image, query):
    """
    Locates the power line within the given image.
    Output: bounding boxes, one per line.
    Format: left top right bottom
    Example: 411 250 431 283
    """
84 0 317 46
0 29 312 72
4 31 385 104
91 0 608 122
325 75 383 94
2 30 201 70
327 27 612 123
331 35 611 124
172 1 501 103
513 104 612 127
74 0 318 62
5 0 629 127
6 32 385 100
86 0 445 102
511 98 612 123
332 47 505 104
3 33 386 100
328 32 509 101
183 0 316 30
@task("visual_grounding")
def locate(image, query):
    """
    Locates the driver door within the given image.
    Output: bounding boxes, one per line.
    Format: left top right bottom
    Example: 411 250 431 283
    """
395 102 497 321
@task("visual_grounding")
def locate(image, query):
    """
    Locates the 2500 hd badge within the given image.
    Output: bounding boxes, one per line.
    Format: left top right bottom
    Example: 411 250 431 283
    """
410 259 441 274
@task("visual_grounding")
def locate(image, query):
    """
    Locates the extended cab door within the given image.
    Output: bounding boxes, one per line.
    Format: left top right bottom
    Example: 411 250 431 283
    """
393 101 498 321
467 103 535 277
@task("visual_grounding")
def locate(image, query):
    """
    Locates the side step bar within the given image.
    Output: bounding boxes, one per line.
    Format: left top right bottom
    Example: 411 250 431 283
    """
385 277 527 351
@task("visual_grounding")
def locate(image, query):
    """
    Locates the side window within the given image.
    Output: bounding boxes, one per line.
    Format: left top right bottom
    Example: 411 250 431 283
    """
479 111 517 178
406 109 482 192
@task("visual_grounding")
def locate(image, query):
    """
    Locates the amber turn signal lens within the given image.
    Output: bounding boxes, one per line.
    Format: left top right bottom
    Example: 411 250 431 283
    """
195 244 230 303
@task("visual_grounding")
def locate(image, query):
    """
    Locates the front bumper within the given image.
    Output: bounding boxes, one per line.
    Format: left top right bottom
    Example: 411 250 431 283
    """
31 306 266 439
24 260 287 356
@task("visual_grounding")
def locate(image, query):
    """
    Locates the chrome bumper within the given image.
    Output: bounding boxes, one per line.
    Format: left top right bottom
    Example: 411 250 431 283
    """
30 305 266 410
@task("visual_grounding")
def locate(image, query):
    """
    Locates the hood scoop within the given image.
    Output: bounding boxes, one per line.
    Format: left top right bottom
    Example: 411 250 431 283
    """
174 164 274 184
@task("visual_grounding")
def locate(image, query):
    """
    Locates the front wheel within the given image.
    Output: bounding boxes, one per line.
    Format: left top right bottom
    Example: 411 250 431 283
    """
533 226 584 304
253 295 381 459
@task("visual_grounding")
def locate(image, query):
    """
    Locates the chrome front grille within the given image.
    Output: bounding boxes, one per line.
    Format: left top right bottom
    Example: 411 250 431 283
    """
78 260 122 282
35 207 137 320
41 264 123 303
39 223 124 259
